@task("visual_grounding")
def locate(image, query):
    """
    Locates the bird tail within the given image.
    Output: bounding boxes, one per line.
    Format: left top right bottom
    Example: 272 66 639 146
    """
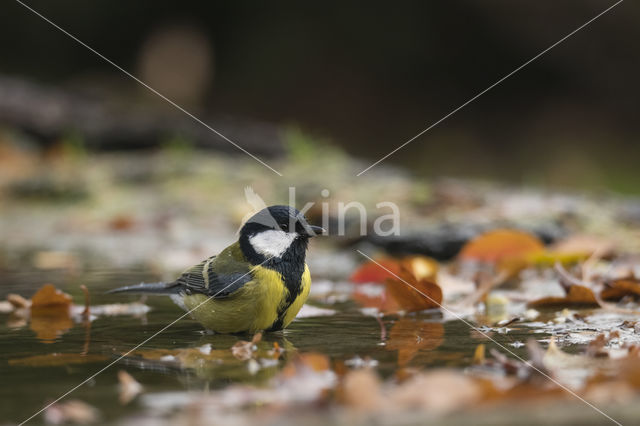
107 281 180 295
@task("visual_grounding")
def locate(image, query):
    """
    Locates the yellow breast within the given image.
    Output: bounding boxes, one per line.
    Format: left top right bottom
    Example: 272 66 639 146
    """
181 264 311 333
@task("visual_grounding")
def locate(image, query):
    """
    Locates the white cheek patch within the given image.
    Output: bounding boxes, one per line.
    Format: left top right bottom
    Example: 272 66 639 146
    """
249 230 298 257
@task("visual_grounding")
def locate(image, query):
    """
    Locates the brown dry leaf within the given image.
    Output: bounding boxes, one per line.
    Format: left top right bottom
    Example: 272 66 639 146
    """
31 284 73 309
386 318 444 366
28 284 74 342
118 370 143 405
8 353 108 367
527 284 599 308
601 279 640 301
384 267 442 312
231 332 262 361
44 399 99 425
459 229 545 263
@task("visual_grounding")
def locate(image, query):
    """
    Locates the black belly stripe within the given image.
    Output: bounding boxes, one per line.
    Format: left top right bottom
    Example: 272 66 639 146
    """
243 237 308 332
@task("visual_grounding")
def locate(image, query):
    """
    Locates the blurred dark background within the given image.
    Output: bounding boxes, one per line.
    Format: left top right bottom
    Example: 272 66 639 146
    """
1 0 638 192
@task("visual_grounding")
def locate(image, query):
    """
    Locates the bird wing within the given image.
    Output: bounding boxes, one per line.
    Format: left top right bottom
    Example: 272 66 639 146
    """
174 250 253 299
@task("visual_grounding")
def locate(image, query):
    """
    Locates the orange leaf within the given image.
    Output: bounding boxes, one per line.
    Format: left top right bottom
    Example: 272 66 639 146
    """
350 258 402 283
459 229 544 263
385 268 442 312
29 284 73 343
31 284 72 309
527 284 599 308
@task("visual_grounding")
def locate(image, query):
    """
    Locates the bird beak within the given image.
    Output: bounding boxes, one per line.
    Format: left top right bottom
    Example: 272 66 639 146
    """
305 225 326 237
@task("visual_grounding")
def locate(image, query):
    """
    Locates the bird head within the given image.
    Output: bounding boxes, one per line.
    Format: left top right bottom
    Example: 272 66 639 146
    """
239 205 325 262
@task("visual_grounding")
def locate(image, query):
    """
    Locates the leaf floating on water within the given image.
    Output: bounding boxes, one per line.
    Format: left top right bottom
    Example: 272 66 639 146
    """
31 284 72 309
25 284 74 342
118 370 143 405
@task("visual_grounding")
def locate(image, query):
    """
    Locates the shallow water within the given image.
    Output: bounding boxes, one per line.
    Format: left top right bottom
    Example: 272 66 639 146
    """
1 270 558 424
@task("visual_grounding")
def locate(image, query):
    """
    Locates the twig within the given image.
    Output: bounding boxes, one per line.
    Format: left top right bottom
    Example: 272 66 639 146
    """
375 315 387 342
80 285 90 319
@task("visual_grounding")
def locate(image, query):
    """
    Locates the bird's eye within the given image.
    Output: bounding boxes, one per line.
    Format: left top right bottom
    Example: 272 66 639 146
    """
281 223 288 231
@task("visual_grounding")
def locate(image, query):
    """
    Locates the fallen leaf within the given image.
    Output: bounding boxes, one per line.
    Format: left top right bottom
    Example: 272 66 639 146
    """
384 267 442 312
31 284 73 309
28 284 73 342
350 258 402 283
386 318 444 366
528 284 599 308
118 370 143 405
350 256 438 284
459 229 545 263
601 279 640 301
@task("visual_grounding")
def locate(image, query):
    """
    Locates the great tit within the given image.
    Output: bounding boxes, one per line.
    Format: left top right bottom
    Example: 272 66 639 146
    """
109 205 324 333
